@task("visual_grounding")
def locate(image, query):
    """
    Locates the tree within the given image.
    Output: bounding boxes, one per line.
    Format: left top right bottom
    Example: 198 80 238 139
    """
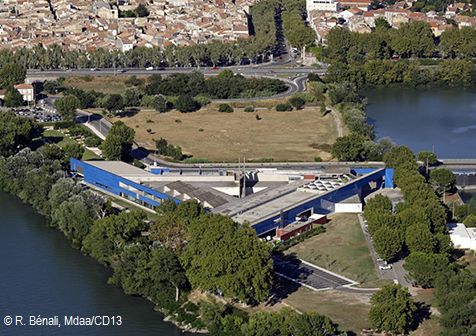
153 95 168 112
288 96 305 109
104 94 124 114
62 142 84 160
82 211 147 265
374 17 391 30
0 111 40 156
434 271 476 335
134 4 150 17
175 95 200 112
463 214 476 227
149 247 188 302
383 146 416 169
123 87 141 107
369 284 417 334
52 195 92 248
418 151 438 171
430 168 456 194
405 223 436 254
0 63 26 88
4 86 24 107
101 121 135 161
331 133 368 161
373 226 403 261
180 214 273 304
218 104 234 113
275 103 293 112
404 252 450 288
54 95 80 120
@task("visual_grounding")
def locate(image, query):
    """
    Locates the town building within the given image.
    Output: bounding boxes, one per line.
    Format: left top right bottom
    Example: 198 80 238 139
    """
447 223 476 251
13 83 35 102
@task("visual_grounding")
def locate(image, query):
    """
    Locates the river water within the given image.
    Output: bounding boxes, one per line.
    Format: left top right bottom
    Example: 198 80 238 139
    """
0 192 193 336
365 87 476 159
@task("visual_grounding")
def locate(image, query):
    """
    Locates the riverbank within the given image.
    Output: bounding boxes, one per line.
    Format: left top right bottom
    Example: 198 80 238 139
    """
0 191 194 336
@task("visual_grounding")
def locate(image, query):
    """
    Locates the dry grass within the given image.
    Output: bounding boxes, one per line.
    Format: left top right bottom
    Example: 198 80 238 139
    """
283 287 372 333
285 214 384 287
64 76 141 94
113 105 338 162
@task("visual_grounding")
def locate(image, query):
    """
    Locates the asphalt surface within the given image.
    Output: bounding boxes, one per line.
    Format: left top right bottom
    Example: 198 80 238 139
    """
273 256 354 291
357 214 411 288
27 65 326 79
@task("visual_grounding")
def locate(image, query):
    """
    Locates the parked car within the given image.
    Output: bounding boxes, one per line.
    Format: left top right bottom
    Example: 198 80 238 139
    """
146 66 154 71
379 265 392 270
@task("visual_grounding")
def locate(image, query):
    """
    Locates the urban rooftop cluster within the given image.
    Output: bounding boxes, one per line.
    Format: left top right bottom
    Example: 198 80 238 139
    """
306 0 476 42
0 0 253 52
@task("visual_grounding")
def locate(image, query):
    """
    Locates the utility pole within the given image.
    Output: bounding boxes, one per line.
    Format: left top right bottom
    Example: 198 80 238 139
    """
242 157 247 198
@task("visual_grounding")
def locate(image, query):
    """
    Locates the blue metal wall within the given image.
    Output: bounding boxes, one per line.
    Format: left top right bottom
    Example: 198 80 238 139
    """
71 159 394 237
252 168 393 236
70 159 179 207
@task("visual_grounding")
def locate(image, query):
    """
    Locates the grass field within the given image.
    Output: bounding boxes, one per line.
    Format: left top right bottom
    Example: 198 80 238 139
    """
285 213 384 287
64 76 136 95
283 287 372 333
113 105 338 162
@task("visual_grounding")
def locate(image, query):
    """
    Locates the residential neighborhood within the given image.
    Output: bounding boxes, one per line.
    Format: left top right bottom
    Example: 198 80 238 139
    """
0 0 253 51
306 0 476 42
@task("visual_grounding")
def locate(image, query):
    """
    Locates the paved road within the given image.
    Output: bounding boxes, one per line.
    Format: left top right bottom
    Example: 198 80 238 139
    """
273 256 355 291
27 65 326 80
357 214 411 288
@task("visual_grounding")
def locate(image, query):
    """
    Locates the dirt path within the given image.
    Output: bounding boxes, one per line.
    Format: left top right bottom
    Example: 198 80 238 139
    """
329 107 344 137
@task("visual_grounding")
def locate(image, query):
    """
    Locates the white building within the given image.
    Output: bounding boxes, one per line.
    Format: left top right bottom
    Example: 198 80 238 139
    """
447 223 476 251
307 0 340 13
13 83 35 102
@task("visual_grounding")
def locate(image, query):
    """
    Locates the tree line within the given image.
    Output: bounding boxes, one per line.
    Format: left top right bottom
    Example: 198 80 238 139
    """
50 70 287 119
322 22 476 88
363 146 476 335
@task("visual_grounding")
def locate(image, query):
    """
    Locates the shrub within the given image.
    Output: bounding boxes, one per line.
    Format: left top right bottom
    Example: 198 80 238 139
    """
244 106 255 112
288 96 306 109
175 95 200 113
275 103 293 112
194 94 211 106
218 104 234 113
84 136 102 147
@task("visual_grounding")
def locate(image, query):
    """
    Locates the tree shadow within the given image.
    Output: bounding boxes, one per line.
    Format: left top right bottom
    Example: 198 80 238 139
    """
267 252 314 306
116 108 140 118
412 301 432 332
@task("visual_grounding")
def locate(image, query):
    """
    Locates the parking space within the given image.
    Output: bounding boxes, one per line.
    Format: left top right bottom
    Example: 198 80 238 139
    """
273 256 354 291
12 107 62 123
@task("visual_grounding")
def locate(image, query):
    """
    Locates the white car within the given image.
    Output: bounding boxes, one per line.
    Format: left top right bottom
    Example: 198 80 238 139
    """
376 258 384 262
379 265 392 270
146 66 154 71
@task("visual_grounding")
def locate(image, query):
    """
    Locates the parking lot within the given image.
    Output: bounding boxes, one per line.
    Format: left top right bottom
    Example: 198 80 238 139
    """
273 256 355 291
12 107 62 123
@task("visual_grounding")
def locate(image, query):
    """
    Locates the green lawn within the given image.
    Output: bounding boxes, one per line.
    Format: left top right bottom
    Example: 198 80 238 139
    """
42 129 102 161
285 213 384 287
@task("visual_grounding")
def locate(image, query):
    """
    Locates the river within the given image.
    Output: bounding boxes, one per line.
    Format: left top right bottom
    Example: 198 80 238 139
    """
365 87 476 159
0 192 194 336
